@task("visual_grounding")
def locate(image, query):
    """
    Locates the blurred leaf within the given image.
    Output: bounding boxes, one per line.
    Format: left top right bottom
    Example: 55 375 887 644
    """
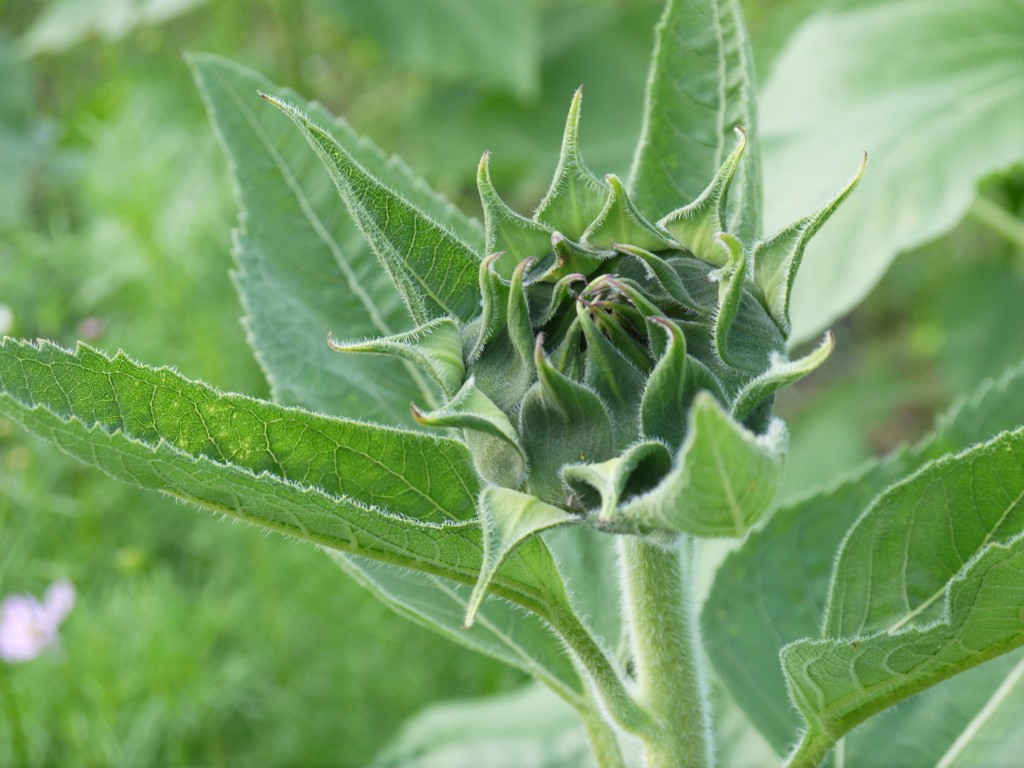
939 264 1024 396
704 358 1024 752
326 0 540 98
368 683 610 768
370 670 779 768
0 34 36 229
710 682 779 768
761 0 1024 343
403 2 661 195
19 0 210 56
629 0 760 242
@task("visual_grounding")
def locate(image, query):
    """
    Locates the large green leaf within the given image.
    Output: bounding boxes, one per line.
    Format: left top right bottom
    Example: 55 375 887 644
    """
325 0 540 98
189 54 481 424
703 359 1024 752
628 0 760 242
265 94 482 326
19 0 209 56
783 528 1024 757
0 340 571 613
0 339 594 699
826 429 1024 639
761 0 1024 343
778 427 1024 755
840 647 1024 768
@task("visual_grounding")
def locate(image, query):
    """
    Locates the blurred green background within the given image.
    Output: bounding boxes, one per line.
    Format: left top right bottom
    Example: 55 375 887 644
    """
0 0 1021 765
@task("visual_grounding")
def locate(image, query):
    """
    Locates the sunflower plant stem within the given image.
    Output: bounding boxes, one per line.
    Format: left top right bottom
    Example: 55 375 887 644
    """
782 726 836 768
619 534 713 768
545 603 654 737
577 696 629 768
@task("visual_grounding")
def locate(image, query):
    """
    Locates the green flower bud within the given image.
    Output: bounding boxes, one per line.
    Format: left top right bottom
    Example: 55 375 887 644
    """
328 88 862 626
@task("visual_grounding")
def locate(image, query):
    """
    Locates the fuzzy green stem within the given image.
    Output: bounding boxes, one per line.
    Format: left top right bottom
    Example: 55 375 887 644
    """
578 696 628 768
546 603 654 737
619 534 712 768
781 727 836 768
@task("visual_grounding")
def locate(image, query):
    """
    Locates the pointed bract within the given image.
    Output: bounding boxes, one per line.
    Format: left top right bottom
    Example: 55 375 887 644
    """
547 232 611 280
622 393 786 537
507 258 537 363
329 317 465 399
469 253 509 361
529 273 586 327
732 332 834 422
577 304 647 448
711 233 749 370
614 243 700 312
641 317 690 450
753 154 867 333
464 488 576 628
658 127 747 267
478 152 554 279
583 174 674 252
562 441 672 526
520 336 615 505
412 378 526 488
534 88 609 238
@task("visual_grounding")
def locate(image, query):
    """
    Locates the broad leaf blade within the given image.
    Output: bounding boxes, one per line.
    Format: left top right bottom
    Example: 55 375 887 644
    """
0 340 572 613
827 429 1024 639
762 0 1024 342
703 359 1024 751
325 0 541 98
628 0 760 241
842 647 1024 768
783 530 1024 744
265 95 482 325
0 339 477 522
189 54 481 424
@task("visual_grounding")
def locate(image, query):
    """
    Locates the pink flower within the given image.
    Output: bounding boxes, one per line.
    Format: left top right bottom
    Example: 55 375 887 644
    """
0 579 76 663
